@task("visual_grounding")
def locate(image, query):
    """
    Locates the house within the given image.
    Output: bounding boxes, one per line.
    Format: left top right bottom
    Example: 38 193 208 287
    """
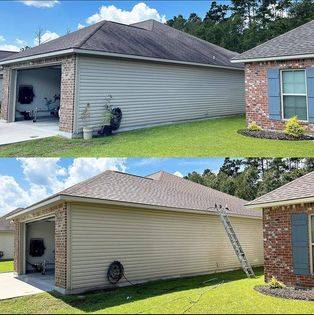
0 20 244 138
247 171 314 288
7 170 263 294
232 20 314 132
0 217 14 260
0 50 18 106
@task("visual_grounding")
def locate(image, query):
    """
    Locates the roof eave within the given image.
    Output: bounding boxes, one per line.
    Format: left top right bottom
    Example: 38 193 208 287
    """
231 53 314 64
0 47 244 71
245 196 314 210
8 194 261 220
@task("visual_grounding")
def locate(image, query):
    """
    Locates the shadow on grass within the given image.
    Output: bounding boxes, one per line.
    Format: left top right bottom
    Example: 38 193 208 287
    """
48 267 264 313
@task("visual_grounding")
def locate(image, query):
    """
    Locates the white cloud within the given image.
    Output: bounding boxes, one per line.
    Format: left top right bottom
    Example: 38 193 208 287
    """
174 171 183 178
34 30 59 45
16 38 27 46
86 2 166 25
20 0 59 8
0 35 5 42
77 23 85 30
0 44 20 52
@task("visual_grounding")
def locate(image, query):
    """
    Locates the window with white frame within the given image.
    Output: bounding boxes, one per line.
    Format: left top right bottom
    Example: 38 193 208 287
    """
311 215 314 273
281 69 308 121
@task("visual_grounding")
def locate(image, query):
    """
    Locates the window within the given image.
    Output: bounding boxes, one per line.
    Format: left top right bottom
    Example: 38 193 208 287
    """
281 70 308 121
311 215 314 273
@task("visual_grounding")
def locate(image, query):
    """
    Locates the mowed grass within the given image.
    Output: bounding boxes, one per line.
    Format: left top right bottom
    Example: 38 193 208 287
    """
0 116 313 157
0 268 313 314
0 260 14 273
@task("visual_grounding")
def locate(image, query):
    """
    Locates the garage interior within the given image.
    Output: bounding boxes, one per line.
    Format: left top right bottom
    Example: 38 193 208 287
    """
23 217 55 289
15 66 61 124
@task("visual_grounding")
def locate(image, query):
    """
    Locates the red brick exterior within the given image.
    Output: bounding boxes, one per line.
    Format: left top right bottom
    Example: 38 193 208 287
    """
263 203 314 287
13 203 69 289
245 59 314 132
1 55 76 133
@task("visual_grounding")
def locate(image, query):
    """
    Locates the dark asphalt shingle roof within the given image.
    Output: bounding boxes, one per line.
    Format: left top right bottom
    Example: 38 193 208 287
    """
1 20 242 69
247 171 314 207
0 50 17 60
13 171 261 219
233 20 314 62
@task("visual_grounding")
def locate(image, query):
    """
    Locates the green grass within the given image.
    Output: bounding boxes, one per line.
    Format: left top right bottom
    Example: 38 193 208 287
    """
0 260 14 273
0 116 313 157
0 268 313 314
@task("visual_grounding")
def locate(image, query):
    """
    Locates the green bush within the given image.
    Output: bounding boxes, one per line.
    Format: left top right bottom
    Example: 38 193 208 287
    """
284 116 305 138
268 276 286 289
247 121 262 131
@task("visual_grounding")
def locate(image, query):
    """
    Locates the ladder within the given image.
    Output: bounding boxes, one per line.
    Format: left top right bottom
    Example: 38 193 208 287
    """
215 204 255 278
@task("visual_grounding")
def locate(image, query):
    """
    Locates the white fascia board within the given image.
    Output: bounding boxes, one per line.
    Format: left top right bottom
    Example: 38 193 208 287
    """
231 54 314 64
245 196 314 210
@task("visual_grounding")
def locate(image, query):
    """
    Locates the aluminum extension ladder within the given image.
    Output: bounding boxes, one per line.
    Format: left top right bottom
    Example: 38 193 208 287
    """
215 204 255 278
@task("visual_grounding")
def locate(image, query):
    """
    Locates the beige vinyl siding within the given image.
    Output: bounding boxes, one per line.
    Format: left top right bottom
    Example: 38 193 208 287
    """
75 56 245 133
69 203 263 291
0 231 14 259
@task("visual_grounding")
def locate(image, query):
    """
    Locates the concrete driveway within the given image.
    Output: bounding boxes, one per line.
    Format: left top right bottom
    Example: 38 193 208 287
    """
0 120 60 146
0 272 54 300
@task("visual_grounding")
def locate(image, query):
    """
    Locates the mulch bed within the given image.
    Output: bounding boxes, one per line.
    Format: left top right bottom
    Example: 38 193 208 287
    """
238 129 314 141
254 285 314 301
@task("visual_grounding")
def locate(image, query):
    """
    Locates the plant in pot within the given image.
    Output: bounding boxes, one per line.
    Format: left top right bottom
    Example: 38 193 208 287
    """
81 103 92 140
98 95 114 136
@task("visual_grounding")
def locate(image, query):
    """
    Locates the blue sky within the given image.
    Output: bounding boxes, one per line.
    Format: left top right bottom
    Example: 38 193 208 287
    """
0 158 224 215
0 1 230 51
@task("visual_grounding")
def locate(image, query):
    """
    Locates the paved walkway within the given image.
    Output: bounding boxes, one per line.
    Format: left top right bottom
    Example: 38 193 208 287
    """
0 120 59 146
0 273 54 300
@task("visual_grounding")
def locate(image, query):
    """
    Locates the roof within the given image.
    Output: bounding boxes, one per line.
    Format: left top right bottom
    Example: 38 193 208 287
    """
247 171 314 208
0 217 13 232
0 50 18 61
11 171 261 219
0 19 242 70
232 20 314 63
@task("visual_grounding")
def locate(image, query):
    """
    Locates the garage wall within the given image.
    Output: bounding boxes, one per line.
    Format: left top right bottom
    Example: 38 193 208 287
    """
69 204 263 291
76 56 245 132
0 75 3 104
26 221 55 271
0 231 14 259
15 67 61 120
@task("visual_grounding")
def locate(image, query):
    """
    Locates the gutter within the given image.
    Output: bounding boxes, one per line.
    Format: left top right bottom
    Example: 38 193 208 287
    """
231 53 314 64
245 196 314 210
7 194 262 221
0 48 244 71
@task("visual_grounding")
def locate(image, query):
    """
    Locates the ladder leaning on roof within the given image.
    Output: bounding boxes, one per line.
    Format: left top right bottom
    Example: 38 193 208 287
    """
214 204 255 278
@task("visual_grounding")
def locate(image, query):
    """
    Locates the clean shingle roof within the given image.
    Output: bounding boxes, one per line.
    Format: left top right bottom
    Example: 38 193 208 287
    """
247 171 314 207
1 19 242 69
233 20 314 62
13 170 261 219
0 50 17 60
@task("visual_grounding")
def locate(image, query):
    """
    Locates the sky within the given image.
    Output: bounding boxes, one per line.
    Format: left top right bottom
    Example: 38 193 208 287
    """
0 158 225 215
0 0 231 51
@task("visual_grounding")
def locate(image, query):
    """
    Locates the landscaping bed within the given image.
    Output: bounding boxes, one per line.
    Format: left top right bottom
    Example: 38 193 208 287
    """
238 129 314 141
255 285 314 301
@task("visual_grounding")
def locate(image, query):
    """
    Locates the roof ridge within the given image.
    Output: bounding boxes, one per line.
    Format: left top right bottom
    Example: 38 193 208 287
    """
247 171 314 205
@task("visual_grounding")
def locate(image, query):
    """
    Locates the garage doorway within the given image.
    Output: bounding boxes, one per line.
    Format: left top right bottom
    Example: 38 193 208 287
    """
14 66 61 125
24 217 55 288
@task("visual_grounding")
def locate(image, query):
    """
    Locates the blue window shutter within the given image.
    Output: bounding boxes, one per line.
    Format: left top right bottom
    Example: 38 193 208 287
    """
306 67 314 123
267 68 281 120
291 213 310 275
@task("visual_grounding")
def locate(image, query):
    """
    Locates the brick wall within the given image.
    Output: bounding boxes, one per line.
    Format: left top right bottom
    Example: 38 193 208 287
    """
245 59 314 132
13 202 69 289
263 203 314 287
1 54 76 133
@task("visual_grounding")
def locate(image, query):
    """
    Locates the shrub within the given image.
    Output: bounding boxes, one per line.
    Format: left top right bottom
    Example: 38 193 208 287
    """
284 116 305 138
268 276 286 289
247 121 262 131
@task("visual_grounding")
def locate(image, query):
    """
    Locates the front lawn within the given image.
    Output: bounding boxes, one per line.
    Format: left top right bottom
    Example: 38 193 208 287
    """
0 268 313 314
0 260 14 273
0 116 313 157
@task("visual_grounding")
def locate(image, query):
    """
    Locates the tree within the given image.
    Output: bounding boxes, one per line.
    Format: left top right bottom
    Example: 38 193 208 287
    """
204 1 229 24
34 27 45 46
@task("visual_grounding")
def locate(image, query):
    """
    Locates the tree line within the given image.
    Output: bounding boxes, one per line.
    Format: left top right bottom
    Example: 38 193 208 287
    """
185 158 314 201
166 0 314 53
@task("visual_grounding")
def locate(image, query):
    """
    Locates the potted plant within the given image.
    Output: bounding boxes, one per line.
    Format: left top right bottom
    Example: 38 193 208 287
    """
81 103 92 140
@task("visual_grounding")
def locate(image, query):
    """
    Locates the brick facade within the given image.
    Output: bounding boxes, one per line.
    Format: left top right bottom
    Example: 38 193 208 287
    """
1 54 76 133
245 59 314 132
263 203 314 287
13 202 69 289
